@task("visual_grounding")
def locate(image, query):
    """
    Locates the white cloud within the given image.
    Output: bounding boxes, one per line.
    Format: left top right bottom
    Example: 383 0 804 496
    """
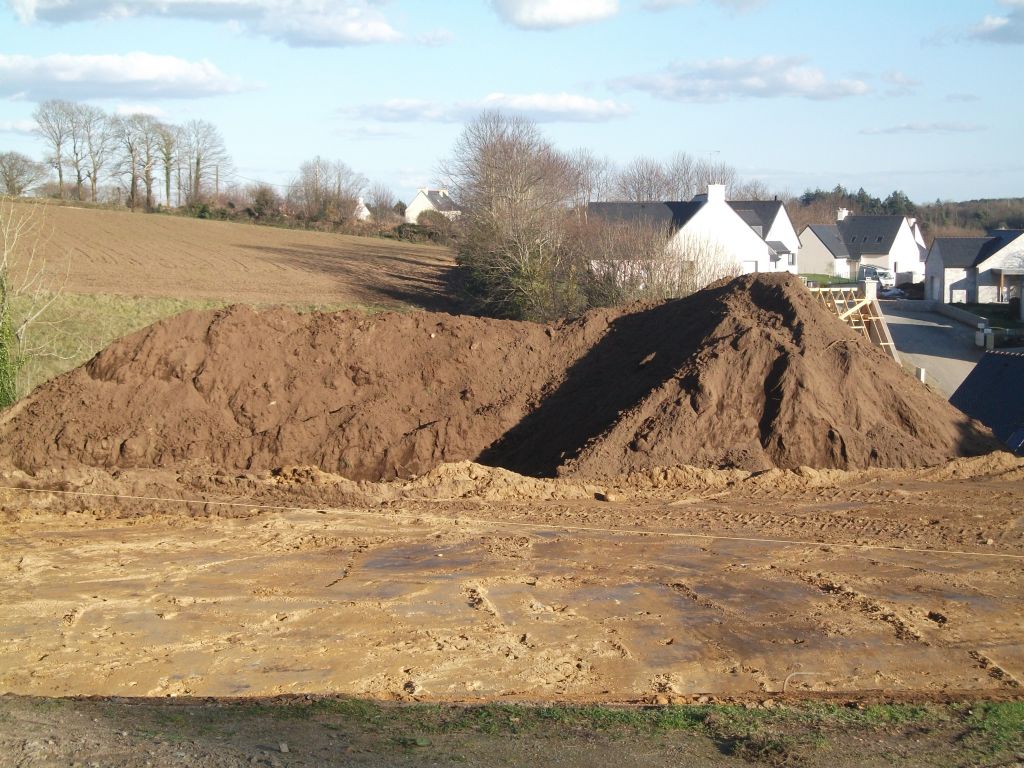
860 122 986 136
614 56 869 102
642 0 764 11
970 0 1024 43
480 92 631 121
352 92 631 123
881 70 920 96
8 0 402 47
0 118 36 134
945 92 980 103
0 52 246 100
490 0 618 29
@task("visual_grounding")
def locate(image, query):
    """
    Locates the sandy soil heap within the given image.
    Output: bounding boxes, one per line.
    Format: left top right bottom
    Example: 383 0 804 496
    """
0 273 997 479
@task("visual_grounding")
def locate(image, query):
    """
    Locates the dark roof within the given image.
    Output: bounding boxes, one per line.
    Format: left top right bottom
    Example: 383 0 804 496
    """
805 224 849 258
930 237 996 268
727 200 783 235
837 215 904 258
425 190 460 212
950 351 1024 453
766 240 791 255
931 230 1024 269
587 201 704 231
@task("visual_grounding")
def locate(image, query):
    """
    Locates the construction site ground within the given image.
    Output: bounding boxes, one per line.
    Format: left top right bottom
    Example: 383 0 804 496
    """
2 455 1023 766
3 455 1021 704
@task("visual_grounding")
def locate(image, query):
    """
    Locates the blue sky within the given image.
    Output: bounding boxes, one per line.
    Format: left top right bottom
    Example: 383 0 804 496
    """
0 0 1021 204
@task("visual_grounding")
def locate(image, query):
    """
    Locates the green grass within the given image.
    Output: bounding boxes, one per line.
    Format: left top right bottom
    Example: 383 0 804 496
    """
962 700 1024 755
800 273 855 287
8 291 402 399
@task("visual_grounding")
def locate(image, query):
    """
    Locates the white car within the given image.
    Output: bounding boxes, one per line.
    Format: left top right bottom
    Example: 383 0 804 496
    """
858 265 896 289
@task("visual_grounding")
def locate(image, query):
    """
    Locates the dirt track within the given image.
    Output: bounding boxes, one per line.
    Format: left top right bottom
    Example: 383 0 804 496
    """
2 455 1021 702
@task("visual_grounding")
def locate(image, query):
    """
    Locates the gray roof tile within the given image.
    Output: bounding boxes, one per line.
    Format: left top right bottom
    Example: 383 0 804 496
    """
587 201 705 231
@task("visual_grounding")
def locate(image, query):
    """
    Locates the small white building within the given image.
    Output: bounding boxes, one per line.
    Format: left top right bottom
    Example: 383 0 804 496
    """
727 199 801 272
588 184 798 281
353 196 371 222
798 209 926 282
925 230 1024 304
404 188 462 224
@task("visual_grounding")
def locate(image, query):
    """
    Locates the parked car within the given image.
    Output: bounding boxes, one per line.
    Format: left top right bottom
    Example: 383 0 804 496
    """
857 265 896 289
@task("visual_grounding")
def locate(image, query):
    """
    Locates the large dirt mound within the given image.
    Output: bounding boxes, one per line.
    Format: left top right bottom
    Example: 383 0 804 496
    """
0 274 997 479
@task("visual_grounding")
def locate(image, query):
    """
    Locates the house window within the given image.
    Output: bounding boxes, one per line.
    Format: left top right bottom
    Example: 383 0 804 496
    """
788 253 796 266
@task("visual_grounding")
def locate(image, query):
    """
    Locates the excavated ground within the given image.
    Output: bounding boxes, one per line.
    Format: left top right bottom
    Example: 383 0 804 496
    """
0 274 998 481
1 454 1021 702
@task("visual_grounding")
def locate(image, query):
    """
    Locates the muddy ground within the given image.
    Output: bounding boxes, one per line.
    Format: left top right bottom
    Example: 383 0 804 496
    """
2 455 1021 703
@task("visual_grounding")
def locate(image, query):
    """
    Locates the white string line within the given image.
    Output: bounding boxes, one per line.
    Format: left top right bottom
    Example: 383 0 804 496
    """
2 484 1023 562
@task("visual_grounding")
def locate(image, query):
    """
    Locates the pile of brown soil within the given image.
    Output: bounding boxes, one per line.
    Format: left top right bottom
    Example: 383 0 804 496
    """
0 274 997 480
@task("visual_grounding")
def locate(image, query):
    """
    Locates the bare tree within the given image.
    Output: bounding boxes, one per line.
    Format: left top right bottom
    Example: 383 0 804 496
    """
156 122 178 207
442 111 581 319
288 156 366 221
113 114 143 210
0 152 48 197
365 181 396 221
33 100 74 199
613 156 671 202
664 151 698 200
135 116 162 210
78 104 115 202
694 158 739 196
180 119 230 204
568 147 614 211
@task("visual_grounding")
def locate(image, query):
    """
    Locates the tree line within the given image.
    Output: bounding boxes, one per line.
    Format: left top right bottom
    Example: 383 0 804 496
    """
0 99 404 229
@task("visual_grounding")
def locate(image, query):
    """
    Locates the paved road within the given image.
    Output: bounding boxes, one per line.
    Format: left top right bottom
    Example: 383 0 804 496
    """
880 305 983 398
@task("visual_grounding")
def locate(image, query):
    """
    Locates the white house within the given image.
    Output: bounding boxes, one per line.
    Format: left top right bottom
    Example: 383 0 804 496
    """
588 184 797 280
727 199 801 272
925 230 1024 304
797 209 926 282
353 196 371 222
404 188 462 224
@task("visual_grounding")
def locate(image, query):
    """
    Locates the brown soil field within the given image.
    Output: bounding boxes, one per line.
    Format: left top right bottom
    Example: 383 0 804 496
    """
1 454 1022 703
9 201 457 310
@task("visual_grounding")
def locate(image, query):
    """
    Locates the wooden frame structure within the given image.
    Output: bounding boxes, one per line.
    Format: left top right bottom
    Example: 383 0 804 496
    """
808 285 900 363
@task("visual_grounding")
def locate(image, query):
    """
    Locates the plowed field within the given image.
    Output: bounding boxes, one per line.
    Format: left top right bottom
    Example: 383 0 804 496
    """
10 201 457 310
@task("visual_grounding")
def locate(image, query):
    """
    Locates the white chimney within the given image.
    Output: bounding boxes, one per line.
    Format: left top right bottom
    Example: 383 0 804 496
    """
837 208 850 221
706 183 726 203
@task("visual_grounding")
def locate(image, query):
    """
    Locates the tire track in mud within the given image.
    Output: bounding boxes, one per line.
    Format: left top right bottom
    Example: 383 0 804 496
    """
792 572 928 644
968 650 1022 689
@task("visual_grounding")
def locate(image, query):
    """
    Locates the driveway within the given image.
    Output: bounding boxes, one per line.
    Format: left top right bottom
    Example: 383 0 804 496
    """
880 304 983 398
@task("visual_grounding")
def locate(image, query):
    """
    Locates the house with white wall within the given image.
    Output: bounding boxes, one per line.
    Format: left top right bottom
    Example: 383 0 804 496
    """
353 196 371 222
404 188 462 224
925 230 1024 304
837 209 926 283
587 184 796 283
727 199 800 272
799 224 853 278
797 209 926 282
